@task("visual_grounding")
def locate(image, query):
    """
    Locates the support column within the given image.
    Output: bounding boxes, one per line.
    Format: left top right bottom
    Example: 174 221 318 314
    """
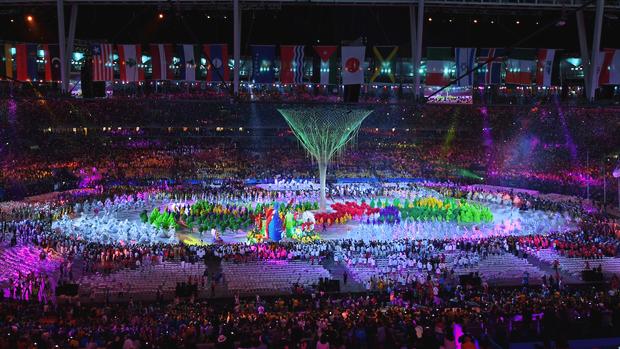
318 160 327 212
56 0 67 93
409 5 417 100
576 10 590 100
414 0 424 100
65 4 78 92
233 0 241 97
589 0 605 101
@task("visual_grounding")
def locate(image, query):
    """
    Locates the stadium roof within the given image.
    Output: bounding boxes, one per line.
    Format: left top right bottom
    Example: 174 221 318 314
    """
2 0 619 10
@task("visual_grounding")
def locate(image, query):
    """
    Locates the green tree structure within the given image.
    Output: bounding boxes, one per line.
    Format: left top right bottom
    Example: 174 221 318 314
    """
278 106 373 211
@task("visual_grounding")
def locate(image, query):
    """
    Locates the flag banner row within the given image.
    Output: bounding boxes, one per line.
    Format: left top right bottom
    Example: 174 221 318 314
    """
1 43 62 82
1 42 619 87
426 47 547 87
251 45 365 85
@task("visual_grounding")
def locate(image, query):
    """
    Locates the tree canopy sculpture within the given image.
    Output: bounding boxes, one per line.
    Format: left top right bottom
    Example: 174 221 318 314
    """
278 106 373 211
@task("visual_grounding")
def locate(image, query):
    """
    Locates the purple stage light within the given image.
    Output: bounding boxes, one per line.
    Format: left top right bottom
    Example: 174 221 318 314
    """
553 98 578 162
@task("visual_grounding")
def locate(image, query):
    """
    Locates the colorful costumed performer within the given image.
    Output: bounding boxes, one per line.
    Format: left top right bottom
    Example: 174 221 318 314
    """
268 204 283 242
285 211 295 238
261 218 268 239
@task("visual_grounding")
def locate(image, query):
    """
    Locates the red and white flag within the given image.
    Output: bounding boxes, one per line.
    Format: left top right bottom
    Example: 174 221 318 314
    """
92 44 114 81
536 49 555 87
150 44 174 80
505 59 534 85
341 46 365 85
425 60 452 86
117 44 144 82
42 44 62 82
598 49 620 86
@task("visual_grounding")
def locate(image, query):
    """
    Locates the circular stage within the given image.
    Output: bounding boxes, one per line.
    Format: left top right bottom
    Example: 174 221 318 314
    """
51 184 578 246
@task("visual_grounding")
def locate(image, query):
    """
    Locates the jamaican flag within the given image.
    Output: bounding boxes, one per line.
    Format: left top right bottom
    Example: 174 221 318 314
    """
370 46 399 83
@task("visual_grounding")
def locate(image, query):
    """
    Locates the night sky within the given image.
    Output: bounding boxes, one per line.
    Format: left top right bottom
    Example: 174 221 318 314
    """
1 4 619 55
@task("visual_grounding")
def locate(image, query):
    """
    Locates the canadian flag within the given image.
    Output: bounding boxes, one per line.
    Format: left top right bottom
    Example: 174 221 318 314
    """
536 49 555 87
597 49 620 86
117 44 144 82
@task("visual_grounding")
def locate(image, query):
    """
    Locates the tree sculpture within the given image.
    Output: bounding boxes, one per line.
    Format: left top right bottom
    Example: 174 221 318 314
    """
278 106 373 211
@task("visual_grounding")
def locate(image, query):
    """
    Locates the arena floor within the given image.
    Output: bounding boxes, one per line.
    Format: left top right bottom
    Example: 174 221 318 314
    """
58 184 578 246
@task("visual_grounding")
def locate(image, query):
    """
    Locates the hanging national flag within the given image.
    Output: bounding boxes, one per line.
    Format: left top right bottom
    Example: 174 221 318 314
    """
535 49 555 87
92 44 114 81
251 45 276 84
506 60 534 84
425 61 451 85
42 44 62 82
312 45 337 85
455 47 477 86
118 44 144 82
370 46 398 83
477 48 506 85
597 49 620 86
341 46 365 85
203 44 229 82
425 47 453 86
16 43 38 81
150 44 174 80
42 44 51 82
0 44 13 79
177 44 202 81
505 48 536 85
280 45 305 84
